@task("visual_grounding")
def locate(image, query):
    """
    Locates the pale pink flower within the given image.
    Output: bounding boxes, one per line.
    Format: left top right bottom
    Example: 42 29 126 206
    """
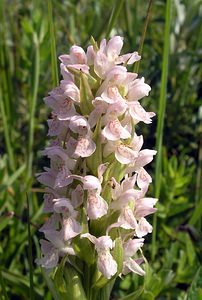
122 258 145 276
47 118 69 137
94 36 140 79
126 149 157 173
123 238 144 257
62 217 82 241
103 133 143 164
59 45 87 65
71 174 101 191
86 45 96 65
87 190 108 220
37 167 58 188
110 176 141 210
136 217 153 238
128 101 155 124
35 240 59 269
127 77 151 102
81 233 117 279
136 167 152 191
69 115 91 135
44 83 79 120
43 188 59 213
39 213 60 233
102 118 131 141
122 238 145 276
36 233 75 268
135 198 158 219
66 135 96 158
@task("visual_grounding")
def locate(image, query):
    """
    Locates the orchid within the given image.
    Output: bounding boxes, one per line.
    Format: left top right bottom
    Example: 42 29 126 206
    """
36 36 157 300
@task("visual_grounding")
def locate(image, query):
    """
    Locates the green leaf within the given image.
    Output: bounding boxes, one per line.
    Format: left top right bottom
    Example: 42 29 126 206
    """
0 270 9 300
64 265 87 300
187 267 202 300
41 268 61 300
185 234 196 266
112 237 124 276
54 256 68 296
103 160 125 183
0 214 12 232
2 269 43 298
47 0 59 86
0 163 26 193
119 286 144 300
86 118 102 175
73 209 95 265
73 237 95 266
79 73 94 115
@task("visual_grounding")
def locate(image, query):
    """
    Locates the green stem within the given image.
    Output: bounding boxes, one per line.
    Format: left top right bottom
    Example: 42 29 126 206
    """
0 0 15 171
152 0 172 261
123 0 133 43
134 0 153 73
27 35 40 178
47 0 59 87
0 88 15 171
0 0 12 120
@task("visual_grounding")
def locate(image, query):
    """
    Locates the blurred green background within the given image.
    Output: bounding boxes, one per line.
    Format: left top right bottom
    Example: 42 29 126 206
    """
0 0 202 299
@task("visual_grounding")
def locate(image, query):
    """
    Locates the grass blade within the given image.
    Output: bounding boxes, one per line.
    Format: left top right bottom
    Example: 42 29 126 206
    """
27 34 40 178
105 0 125 39
27 194 34 300
0 89 15 171
0 270 9 300
152 0 172 260
134 0 153 73
47 0 59 86
0 163 26 193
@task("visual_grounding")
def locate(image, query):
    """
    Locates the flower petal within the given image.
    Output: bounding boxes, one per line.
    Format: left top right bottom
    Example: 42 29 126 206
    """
136 217 153 238
35 241 59 269
71 184 84 208
97 251 117 279
74 136 96 158
62 217 82 240
123 257 145 276
127 77 151 101
102 119 131 141
69 115 90 135
123 238 144 258
106 36 123 60
115 144 138 164
87 191 108 220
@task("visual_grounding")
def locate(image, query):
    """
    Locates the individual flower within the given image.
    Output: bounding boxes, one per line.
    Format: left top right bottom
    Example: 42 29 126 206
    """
81 233 117 279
